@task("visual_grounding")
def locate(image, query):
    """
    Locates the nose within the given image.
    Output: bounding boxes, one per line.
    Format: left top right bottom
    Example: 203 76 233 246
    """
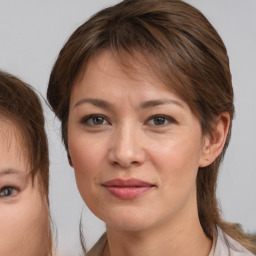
108 124 146 168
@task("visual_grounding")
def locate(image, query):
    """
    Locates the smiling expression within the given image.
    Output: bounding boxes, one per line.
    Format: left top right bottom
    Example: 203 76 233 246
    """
68 51 209 232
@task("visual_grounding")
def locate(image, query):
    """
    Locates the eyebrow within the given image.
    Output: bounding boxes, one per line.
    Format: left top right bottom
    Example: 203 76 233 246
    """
0 168 22 177
74 98 114 109
74 98 184 110
139 99 184 109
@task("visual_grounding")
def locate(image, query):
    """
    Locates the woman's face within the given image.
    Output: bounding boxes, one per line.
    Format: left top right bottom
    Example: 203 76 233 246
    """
68 51 209 232
0 120 49 256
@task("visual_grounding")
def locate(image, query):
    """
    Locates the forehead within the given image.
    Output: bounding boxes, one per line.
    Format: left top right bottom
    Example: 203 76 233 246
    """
70 51 197 121
0 118 30 167
0 117 22 140
71 50 200 121
75 50 170 93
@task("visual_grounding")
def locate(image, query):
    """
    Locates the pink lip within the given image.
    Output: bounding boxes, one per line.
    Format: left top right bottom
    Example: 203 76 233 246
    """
102 178 155 199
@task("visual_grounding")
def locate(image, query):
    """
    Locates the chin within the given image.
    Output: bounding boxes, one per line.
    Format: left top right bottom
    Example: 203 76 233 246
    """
106 220 151 232
98 208 155 232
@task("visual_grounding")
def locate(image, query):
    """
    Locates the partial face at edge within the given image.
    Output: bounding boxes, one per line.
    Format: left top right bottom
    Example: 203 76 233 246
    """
0 119 49 256
67 51 216 232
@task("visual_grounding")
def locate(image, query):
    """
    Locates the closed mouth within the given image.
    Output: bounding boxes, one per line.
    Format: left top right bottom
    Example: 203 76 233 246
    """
102 178 155 199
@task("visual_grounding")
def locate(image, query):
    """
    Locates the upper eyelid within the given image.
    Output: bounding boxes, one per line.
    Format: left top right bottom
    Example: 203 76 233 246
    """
146 114 176 122
0 186 19 197
79 113 176 124
0 185 19 190
80 114 110 124
81 114 107 120
148 114 173 119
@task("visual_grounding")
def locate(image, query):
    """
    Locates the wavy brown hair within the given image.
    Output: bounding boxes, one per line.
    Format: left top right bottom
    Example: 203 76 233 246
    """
47 0 256 253
0 71 52 255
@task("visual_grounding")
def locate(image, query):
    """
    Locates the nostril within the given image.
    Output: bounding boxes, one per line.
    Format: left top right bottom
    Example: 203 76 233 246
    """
111 160 140 168
112 161 119 166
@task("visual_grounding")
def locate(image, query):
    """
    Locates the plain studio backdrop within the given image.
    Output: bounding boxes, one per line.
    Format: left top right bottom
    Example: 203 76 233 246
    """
0 1 255 255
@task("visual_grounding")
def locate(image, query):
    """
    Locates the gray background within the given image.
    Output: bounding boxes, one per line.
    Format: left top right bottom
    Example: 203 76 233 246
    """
0 1 255 255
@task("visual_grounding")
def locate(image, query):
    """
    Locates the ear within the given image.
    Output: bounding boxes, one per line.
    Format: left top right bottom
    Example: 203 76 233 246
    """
67 153 73 167
199 112 230 167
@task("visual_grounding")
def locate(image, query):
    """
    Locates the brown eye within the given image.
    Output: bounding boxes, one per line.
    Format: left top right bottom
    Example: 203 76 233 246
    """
0 186 18 198
153 116 166 125
92 116 105 125
81 114 109 126
147 114 175 126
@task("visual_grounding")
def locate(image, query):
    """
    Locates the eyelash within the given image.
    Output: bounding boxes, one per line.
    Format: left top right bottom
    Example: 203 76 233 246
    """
80 114 176 127
146 114 176 126
0 186 19 198
80 114 110 126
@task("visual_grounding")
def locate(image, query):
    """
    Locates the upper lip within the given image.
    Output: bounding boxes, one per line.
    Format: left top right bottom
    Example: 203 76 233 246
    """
102 178 154 187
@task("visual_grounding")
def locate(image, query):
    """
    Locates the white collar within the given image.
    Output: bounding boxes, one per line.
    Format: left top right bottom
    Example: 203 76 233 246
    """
214 227 254 256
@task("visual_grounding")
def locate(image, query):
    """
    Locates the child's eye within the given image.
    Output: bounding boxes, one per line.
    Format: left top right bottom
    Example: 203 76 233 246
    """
81 114 109 126
0 186 18 198
147 114 175 126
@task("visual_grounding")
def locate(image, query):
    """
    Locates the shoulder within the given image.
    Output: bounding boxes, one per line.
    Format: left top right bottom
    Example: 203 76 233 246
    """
214 227 255 256
85 232 107 256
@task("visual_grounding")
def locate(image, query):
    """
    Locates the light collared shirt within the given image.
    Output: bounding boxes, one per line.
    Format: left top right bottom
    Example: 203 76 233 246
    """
208 235 216 256
214 227 255 256
86 227 255 256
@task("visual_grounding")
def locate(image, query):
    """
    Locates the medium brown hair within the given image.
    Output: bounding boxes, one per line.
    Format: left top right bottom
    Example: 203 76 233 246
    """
0 71 52 255
47 0 255 253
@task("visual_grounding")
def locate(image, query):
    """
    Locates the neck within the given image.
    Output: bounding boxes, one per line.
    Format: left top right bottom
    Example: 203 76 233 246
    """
105 203 211 256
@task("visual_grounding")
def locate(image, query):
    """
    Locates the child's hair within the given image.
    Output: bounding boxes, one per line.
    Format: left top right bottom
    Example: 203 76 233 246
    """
0 70 52 255
47 0 256 253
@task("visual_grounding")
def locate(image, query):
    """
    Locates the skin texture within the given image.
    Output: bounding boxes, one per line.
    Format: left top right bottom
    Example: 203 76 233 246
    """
0 120 49 256
68 51 229 256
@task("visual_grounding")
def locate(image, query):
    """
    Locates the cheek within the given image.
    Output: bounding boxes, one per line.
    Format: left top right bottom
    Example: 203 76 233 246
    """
69 138 103 176
149 136 202 190
0 191 49 255
68 126 110 173
69 137 105 197
68 134 113 216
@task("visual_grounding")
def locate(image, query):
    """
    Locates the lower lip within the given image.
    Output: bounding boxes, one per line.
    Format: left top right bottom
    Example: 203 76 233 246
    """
104 186 153 199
